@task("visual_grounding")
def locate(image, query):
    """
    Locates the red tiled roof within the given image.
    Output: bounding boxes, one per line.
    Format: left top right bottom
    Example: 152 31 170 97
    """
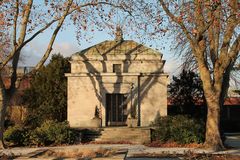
224 97 240 105
168 97 240 106
2 76 31 90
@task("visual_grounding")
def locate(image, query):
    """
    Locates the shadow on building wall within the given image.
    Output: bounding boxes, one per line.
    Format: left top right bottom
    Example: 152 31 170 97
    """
78 41 166 126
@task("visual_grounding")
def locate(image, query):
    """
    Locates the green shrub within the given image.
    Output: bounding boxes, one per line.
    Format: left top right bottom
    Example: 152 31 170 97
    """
29 120 78 146
23 54 70 127
4 125 29 146
4 121 79 146
151 115 205 144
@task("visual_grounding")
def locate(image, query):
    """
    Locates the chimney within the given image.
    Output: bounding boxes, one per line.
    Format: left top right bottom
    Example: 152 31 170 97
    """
115 26 123 41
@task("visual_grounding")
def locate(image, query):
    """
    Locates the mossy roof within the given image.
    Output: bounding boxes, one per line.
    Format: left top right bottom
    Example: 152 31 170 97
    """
75 40 162 56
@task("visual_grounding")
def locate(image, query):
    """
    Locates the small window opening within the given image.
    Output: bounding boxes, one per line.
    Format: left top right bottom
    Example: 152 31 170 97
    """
113 64 121 73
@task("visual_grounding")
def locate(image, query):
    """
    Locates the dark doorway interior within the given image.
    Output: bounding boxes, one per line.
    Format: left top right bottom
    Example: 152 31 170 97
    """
106 93 127 126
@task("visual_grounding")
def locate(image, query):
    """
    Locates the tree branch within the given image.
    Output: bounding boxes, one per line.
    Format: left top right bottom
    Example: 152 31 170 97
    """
194 0 206 36
219 0 239 58
159 0 195 46
13 0 19 48
18 19 58 51
206 1 221 67
32 0 73 73
17 0 33 44
229 34 240 60
1 0 131 72
0 50 17 71
68 1 132 16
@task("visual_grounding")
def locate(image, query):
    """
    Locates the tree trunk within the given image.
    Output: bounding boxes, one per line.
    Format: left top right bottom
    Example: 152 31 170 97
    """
204 94 224 151
0 79 6 149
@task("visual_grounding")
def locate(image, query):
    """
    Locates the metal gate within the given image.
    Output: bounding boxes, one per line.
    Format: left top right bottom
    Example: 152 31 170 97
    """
106 93 127 126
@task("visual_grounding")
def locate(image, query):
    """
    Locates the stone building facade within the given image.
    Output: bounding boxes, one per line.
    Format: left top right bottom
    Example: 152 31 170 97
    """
65 34 169 128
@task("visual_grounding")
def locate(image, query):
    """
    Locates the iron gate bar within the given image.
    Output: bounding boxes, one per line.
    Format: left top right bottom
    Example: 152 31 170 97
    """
106 93 127 126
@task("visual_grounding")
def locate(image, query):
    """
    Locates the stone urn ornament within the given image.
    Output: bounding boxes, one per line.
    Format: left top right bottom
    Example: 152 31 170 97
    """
91 106 101 127
127 115 138 128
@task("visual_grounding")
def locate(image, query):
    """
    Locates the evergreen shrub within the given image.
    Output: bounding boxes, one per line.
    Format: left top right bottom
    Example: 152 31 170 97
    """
151 115 205 144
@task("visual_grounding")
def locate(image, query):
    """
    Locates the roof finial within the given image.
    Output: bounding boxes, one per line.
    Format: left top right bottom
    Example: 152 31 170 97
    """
115 25 123 41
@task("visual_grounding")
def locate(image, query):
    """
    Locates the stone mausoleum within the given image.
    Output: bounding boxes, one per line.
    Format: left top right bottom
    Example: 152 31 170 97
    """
65 29 169 129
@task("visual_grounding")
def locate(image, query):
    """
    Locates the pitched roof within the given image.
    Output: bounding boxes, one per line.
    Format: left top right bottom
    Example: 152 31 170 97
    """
75 40 162 56
224 97 240 105
167 97 240 106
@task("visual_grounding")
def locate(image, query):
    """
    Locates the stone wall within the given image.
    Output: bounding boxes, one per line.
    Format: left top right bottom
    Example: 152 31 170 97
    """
71 55 164 74
66 72 168 128
66 40 169 128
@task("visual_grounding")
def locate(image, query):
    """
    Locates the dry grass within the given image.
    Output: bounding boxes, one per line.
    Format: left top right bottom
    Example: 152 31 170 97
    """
89 140 132 144
131 149 240 160
131 152 240 160
39 148 116 159
146 141 204 148
0 154 15 160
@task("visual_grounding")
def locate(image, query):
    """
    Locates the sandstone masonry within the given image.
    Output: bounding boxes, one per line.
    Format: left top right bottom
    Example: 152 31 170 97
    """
65 38 169 128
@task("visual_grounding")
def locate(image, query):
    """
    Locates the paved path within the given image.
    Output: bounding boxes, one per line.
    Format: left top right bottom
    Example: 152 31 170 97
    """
0 134 240 159
1 144 240 159
225 133 240 148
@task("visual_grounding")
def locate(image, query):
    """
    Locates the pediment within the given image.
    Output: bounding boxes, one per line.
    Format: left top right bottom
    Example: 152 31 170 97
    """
72 40 163 61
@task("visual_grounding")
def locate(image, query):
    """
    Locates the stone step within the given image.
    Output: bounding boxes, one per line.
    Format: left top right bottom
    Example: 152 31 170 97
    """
102 127 149 131
101 128 150 132
100 132 149 136
94 138 148 144
106 131 149 134
95 136 149 141
100 132 146 137
96 134 150 138
94 127 151 144
101 129 147 132
99 134 149 139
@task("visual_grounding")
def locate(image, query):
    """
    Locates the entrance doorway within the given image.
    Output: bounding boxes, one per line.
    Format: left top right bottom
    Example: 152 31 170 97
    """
106 93 128 126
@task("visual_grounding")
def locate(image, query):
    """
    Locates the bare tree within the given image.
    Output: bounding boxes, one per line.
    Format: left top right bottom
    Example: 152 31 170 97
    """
154 0 240 151
0 0 131 149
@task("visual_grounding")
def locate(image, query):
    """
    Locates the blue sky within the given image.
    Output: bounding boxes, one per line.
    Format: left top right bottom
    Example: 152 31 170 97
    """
20 17 181 77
